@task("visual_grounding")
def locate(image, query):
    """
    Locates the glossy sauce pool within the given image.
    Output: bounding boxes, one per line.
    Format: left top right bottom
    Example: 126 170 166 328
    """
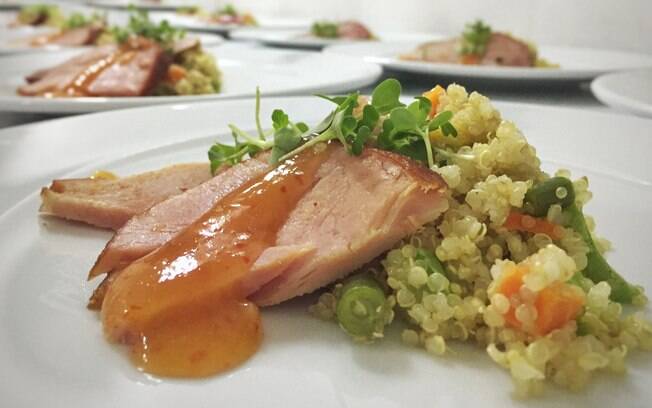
100 148 328 377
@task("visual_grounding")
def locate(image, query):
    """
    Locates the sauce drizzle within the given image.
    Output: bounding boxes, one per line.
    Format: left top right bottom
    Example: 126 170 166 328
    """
100 148 328 377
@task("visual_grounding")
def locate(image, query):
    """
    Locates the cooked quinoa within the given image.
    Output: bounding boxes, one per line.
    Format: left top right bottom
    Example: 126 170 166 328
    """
311 84 651 397
155 48 222 96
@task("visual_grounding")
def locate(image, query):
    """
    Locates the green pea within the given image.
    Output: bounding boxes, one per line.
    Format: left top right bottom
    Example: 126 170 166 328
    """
524 177 575 217
336 277 387 339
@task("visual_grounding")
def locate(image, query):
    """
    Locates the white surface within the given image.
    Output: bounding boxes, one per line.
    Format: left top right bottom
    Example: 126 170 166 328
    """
324 41 652 82
0 30 224 54
1 97 652 407
150 12 308 35
230 28 437 50
0 42 381 113
591 69 652 118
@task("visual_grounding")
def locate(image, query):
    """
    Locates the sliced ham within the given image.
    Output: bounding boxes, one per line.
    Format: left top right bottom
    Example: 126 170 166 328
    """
337 21 373 39
86 39 168 97
47 24 105 46
88 155 270 279
89 144 448 310
247 147 448 305
19 44 118 95
40 163 212 230
480 33 534 67
402 33 534 67
18 37 169 97
96 145 447 376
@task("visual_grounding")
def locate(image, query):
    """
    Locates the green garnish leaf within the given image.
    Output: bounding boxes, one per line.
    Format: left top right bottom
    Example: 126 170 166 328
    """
209 78 458 170
460 19 492 56
271 109 289 130
111 6 185 47
311 21 339 38
371 78 404 114
441 122 458 137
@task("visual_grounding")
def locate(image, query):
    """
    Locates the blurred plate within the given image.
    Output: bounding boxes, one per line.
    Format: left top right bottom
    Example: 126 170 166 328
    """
230 28 438 50
86 0 187 11
324 41 652 82
0 97 651 407
150 12 308 35
0 30 224 54
591 69 652 118
0 42 381 113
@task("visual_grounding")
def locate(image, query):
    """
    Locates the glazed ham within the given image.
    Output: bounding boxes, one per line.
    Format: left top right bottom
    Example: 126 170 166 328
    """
88 155 270 278
18 37 169 97
97 144 447 376
401 33 534 67
337 21 373 39
34 24 106 47
89 144 448 309
40 163 212 230
247 147 448 305
480 33 534 67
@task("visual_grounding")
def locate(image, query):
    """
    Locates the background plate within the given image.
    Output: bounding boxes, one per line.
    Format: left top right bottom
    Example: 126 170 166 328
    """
0 97 651 407
230 28 438 50
591 69 652 118
324 41 652 82
0 31 224 55
0 42 381 113
150 12 308 35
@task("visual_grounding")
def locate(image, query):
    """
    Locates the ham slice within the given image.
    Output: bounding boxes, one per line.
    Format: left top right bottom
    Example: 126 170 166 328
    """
18 37 169 97
47 24 105 46
89 145 448 309
88 155 270 279
19 44 118 95
480 33 534 67
247 147 448 305
40 163 212 230
337 21 373 39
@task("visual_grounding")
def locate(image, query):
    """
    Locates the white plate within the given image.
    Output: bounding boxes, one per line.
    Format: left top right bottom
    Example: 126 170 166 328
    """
324 41 652 82
1 97 652 407
591 69 652 118
150 12 308 35
230 28 438 50
85 0 187 12
0 30 224 54
0 42 381 113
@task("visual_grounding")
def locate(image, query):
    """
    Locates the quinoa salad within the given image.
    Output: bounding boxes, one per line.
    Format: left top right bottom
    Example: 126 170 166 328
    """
305 81 652 397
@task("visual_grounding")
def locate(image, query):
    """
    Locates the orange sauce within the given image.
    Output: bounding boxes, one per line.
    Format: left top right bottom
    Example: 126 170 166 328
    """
100 147 329 377
36 46 139 98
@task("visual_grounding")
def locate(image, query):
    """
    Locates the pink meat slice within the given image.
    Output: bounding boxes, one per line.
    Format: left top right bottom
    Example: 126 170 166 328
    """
40 163 212 230
480 33 534 67
337 21 373 39
18 44 118 95
85 40 168 97
49 24 105 46
245 147 449 306
88 155 270 279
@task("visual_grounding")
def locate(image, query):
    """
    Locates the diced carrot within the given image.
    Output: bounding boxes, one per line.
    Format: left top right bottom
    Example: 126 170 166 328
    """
495 263 585 335
503 211 564 240
460 54 480 65
422 85 445 118
167 64 187 84
496 264 527 328
534 283 585 335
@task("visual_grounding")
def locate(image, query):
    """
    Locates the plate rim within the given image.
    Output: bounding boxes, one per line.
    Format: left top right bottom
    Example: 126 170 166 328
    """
591 68 652 118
